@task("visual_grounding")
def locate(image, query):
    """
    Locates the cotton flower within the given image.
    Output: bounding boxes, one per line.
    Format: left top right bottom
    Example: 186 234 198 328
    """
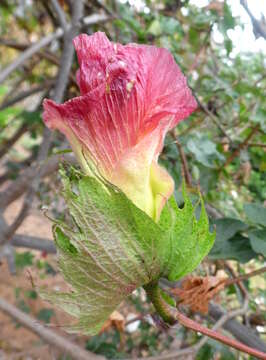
43 32 197 221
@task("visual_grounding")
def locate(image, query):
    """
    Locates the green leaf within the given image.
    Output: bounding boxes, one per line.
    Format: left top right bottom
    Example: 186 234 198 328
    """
223 3 235 30
161 189 215 281
0 85 8 97
210 233 256 263
252 107 266 132
248 229 266 257
15 251 34 269
212 218 248 243
37 308 55 323
0 107 21 128
42 170 166 334
42 171 214 334
148 16 182 37
244 203 266 227
196 343 214 360
209 218 257 262
20 110 41 125
86 333 125 359
148 19 162 36
187 134 225 168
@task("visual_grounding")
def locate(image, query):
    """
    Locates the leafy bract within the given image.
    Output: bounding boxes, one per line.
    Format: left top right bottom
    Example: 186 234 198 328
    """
42 169 214 334
159 189 215 281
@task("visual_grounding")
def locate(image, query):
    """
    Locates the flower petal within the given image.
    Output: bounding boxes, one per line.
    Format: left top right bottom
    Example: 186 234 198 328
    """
43 32 197 220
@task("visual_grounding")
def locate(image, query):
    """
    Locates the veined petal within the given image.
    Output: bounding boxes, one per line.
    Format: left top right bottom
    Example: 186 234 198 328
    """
43 32 197 220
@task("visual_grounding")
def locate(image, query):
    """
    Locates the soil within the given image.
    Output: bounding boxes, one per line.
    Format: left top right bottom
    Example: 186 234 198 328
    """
0 194 87 359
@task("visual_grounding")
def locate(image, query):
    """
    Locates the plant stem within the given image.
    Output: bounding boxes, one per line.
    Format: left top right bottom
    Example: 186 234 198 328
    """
145 282 266 359
144 282 177 325
176 310 266 360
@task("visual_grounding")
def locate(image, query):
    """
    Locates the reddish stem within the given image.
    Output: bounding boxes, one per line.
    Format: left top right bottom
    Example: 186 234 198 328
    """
176 310 266 360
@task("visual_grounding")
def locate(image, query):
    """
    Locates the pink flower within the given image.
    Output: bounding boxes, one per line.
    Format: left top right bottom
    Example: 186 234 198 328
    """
43 32 197 221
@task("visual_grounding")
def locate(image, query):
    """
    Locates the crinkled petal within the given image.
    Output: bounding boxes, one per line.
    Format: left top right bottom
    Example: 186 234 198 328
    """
43 32 197 220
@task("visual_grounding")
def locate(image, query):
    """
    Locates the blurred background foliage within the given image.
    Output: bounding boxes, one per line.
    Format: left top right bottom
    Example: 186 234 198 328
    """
0 0 265 359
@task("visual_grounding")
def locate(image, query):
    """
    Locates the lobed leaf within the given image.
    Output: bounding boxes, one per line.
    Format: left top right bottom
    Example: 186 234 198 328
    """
42 170 214 334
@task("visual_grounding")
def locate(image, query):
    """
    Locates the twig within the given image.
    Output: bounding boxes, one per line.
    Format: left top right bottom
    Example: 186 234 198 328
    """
175 309 266 359
223 261 249 300
196 95 233 144
0 80 54 111
247 142 266 148
2 0 84 242
0 244 16 274
0 297 104 360
11 234 56 254
225 266 266 287
146 282 266 359
0 123 28 159
158 279 266 353
145 301 250 360
0 153 76 209
51 0 68 31
240 0 266 39
193 300 249 354
0 40 77 85
0 13 109 85
221 124 260 169
209 303 266 353
0 28 64 84
82 13 109 27
170 129 192 187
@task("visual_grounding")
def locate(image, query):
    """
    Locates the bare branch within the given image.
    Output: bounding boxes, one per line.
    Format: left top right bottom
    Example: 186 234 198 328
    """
170 129 192 187
160 278 266 356
220 124 260 170
0 297 104 360
196 96 233 144
209 303 266 353
1 0 85 243
0 29 63 85
0 153 76 209
0 80 54 111
82 13 109 26
51 0 68 31
11 234 56 254
240 0 266 39
174 309 266 359
0 244 16 274
0 123 28 159
0 13 109 85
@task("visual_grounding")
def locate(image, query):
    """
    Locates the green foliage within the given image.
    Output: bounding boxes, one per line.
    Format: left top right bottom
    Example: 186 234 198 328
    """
160 190 215 281
197 340 236 360
210 218 257 262
15 251 34 270
41 169 214 334
0 107 21 128
1 0 266 356
248 230 266 257
20 110 42 125
86 332 125 359
244 203 266 227
37 308 55 324
187 134 225 168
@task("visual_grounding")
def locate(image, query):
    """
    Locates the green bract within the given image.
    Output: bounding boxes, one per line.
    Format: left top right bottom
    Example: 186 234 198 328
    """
42 168 214 335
